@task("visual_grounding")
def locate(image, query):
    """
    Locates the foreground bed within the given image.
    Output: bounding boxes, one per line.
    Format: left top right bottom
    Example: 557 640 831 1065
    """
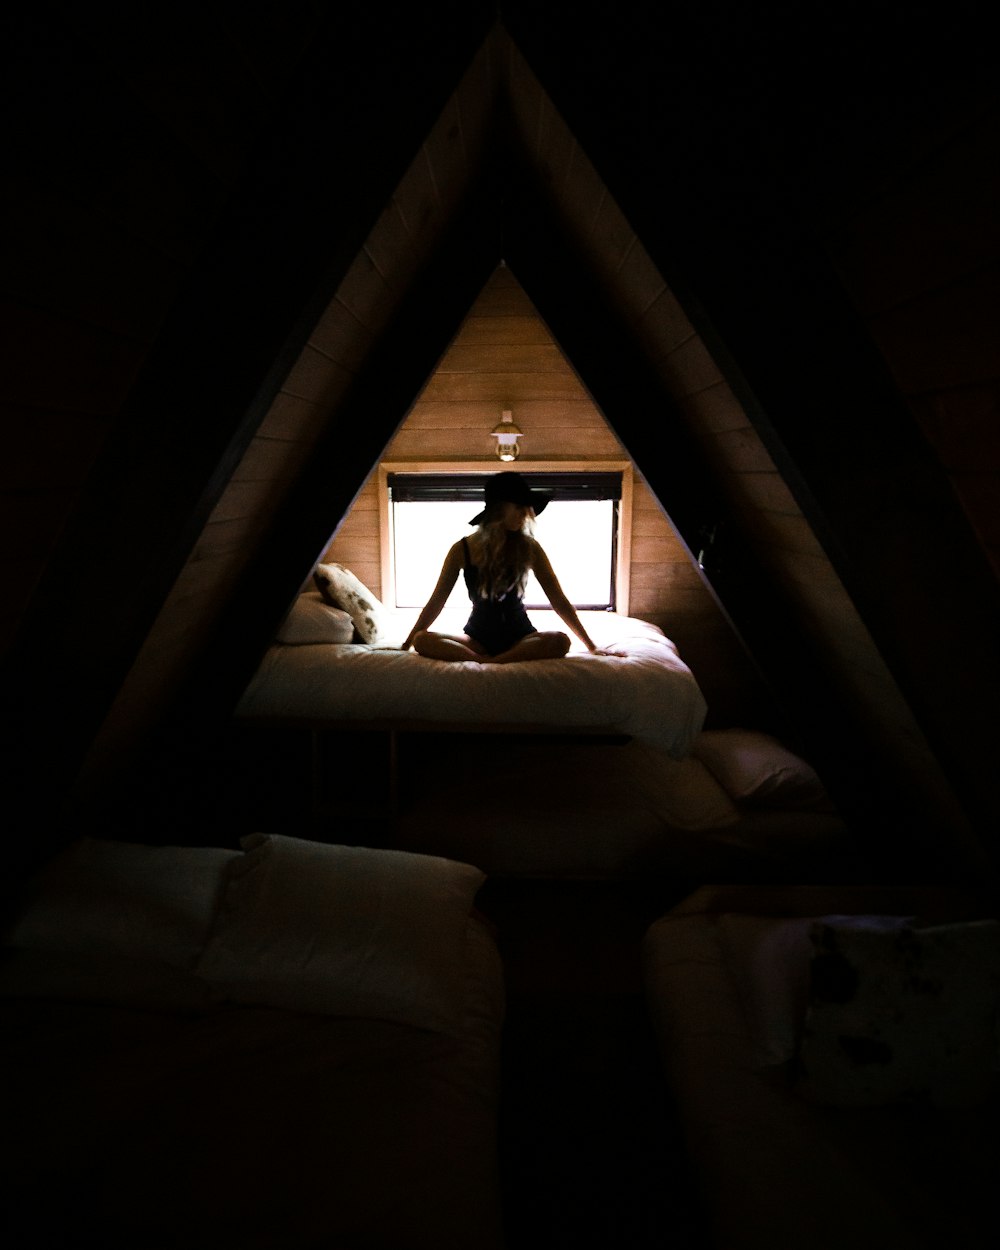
1 834 507 1250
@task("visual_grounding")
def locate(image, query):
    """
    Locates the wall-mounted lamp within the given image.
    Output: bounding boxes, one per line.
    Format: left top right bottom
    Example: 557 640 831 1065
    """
491 409 523 461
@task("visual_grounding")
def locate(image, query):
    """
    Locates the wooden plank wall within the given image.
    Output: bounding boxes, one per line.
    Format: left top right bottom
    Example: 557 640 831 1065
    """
493 33 975 831
323 266 770 726
821 110 1000 580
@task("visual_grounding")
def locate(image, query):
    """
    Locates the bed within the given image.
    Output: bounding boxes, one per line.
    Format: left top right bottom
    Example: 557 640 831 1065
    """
236 595 709 759
641 884 1000 1248
390 730 864 881
231 580 860 883
1 833 507 1250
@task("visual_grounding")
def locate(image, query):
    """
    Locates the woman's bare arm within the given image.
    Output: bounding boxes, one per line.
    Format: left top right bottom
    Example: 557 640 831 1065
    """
530 540 627 656
529 541 601 651
400 540 464 650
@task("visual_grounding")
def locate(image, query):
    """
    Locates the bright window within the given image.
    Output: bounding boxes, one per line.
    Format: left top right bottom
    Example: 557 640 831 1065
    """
388 472 622 611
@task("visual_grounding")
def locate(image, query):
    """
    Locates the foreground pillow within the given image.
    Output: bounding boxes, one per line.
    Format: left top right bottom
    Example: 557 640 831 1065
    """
197 834 487 1032
313 563 390 644
796 915 1000 1107
6 838 240 969
275 591 355 644
0 947 217 1013
693 728 833 810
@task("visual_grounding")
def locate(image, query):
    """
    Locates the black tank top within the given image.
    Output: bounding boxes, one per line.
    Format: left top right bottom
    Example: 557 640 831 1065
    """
461 536 519 601
461 537 536 654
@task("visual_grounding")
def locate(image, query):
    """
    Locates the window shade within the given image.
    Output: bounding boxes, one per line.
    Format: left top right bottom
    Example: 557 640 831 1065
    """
388 472 622 505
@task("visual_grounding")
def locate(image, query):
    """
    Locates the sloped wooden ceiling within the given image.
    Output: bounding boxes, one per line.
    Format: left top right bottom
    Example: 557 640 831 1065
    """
4 7 999 882
3 2 499 881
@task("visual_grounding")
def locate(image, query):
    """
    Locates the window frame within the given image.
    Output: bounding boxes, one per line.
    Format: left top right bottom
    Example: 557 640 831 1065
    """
378 459 633 615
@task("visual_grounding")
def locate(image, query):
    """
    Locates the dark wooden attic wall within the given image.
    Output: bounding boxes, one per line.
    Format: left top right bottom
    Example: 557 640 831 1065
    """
1 2 496 864
673 216 1000 838
6 5 997 881
497 177 946 853
504 5 1000 849
68 132 988 875
141 140 946 870
147 175 506 759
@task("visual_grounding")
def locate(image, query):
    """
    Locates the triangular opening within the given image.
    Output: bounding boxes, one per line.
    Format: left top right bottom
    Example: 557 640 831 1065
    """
320 263 773 726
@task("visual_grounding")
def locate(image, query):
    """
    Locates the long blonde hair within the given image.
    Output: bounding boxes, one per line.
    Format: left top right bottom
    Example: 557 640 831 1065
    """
471 512 535 600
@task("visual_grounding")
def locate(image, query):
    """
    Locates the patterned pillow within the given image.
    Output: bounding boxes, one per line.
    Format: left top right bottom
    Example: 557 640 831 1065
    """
796 915 1000 1107
313 563 390 644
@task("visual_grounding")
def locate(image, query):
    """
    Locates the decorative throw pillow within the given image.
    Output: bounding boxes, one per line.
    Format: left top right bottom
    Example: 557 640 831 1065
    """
197 833 487 1032
692 728 834 811
796 915 1000 1107
274 591 355 644
313 563 390 644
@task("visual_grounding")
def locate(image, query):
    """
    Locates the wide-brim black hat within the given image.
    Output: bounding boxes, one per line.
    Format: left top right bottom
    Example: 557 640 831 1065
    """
468 471 549 526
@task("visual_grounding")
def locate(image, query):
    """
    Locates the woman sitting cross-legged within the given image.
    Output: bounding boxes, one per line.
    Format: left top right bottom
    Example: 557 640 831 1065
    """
400 471 625 664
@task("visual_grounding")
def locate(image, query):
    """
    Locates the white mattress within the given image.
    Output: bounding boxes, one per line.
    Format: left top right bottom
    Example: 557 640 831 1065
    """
235 610 708 758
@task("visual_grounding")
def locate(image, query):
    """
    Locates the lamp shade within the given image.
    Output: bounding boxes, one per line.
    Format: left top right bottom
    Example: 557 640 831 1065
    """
491 410 523 461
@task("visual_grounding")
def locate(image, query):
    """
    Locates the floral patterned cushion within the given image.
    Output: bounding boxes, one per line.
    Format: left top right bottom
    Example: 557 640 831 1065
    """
796 915 1000 1108
313 563 390 644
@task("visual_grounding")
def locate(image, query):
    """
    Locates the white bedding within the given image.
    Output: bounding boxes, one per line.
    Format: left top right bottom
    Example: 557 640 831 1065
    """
235 610 708 758
2 836 507 1249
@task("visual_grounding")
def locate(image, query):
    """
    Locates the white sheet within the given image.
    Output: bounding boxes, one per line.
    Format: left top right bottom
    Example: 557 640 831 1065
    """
2 921 507 1250
197 834 488 1032
235 610 707 758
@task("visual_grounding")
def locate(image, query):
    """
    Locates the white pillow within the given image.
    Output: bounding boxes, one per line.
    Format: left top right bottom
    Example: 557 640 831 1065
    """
629 748 742 830
313 563 390 644
275 591 355 644
197 834 487 1032
0 947 217 1013
693 728 833 810
7 838 240 969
